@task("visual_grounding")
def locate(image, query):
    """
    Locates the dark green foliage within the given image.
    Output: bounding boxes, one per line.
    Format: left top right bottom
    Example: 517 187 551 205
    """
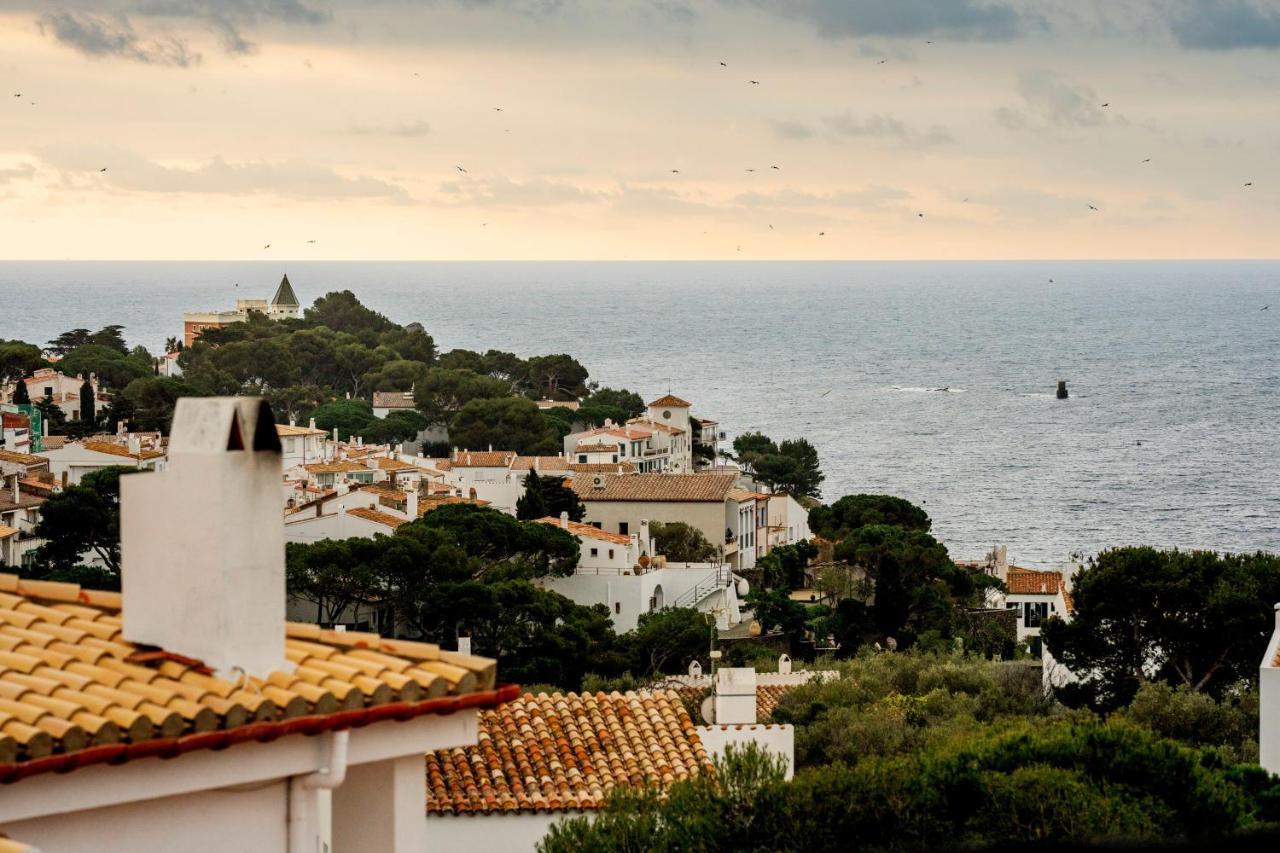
1121 682 1259 764
413 368 511 425
581 386 645 419
34 393 67 435
360 409 429 445
755 540 817 590
626 608 713 676
78 378 95 425
120 377 203 432
810 493 932 540
11 377 30 404
59 344 152 391
1043 547 1280 710
733 432 824 498
305 399 376 442
0 339 44 386
46 328 92 356
303 290 396 345
28 466 137 583
834 524 996 647
650 521 718 562
516 471 586 522
524 354 589 400
449 396 561 455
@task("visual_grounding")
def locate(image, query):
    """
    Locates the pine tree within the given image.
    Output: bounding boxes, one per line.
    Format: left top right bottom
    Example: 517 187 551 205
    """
12 379 29 404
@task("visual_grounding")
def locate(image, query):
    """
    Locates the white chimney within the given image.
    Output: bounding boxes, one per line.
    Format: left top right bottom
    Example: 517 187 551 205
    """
120 397 287 680
560 510 569 529
457 636 472 655
407 490 419 518
309 417 317 431
713 667 758 725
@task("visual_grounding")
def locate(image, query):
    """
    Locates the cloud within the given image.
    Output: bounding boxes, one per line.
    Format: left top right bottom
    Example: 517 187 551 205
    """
0 164 37 185
437 175 602 207
1170 0 1280 50
769 119 816 140
350 121 432 138
820 111 953 145
40 147 408 200
39 10 200 66
733 185 910 211
1006 69 1110 128
748 0 1023 41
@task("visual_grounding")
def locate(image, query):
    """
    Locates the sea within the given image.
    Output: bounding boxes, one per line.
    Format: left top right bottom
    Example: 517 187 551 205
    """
1 260 1277 569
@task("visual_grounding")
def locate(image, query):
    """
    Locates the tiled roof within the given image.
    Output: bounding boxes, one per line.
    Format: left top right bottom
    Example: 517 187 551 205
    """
568 463 637 475
0 451 44 468
0 526 16 540
373 457 416 471
81 441 166 462
0 573 510 784
276 423 327 437
648 394 692 408
509 456 572 472
727 488 768 503
534 517 631 546
372 391 416 409
674 684 798 724
302 460 371 474
37 437 65 450
573 443 620 454
418 496 490 516
450 451 517 468
1006 567 1064 596
425 458 453 472
425 689 710 815
346 507 409 529
630 419 684 435
0 493 44 514
572 473 738 503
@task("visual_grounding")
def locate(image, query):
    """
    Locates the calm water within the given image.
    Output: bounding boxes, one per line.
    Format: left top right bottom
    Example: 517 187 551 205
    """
2 260 1277 568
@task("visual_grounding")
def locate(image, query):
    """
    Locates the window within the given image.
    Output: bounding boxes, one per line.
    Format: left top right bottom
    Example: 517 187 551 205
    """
578 454 587 463
591 521 602 529
1023 602 1049 628
43 387 52 396
619 522 629 535
612 455 618 463
615 602 621 614
608 549 615 559
590 547 598 557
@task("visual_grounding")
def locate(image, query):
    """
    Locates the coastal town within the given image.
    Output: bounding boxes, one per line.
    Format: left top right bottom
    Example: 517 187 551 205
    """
0 278 1278 851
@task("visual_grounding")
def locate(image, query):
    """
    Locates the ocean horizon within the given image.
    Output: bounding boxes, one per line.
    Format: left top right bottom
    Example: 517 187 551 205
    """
2 259 1277 569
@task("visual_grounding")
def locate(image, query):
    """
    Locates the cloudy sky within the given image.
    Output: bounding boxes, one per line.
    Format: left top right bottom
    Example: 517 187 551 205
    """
1 0 1278 259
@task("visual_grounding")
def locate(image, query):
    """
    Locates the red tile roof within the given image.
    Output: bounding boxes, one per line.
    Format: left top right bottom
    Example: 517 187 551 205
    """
371 391 416 409
1006 567 1065 596
0 574 509 783
450 451 517 468
673 684 798 724
425 690 710 814
346 507 409 529
81 441 165 462
571 473 738 503
648 394 692 408
534 517 631 545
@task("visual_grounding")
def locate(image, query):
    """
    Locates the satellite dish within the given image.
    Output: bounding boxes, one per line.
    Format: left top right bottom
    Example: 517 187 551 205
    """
700 695 716 724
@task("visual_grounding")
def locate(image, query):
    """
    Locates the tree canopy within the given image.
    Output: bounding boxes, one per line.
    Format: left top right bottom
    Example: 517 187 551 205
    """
1043 547 1280 710
649 521 718 563
809 493 932 540
516 471 586 522
449 396 561 456
732 432 824 498
29 466 137 588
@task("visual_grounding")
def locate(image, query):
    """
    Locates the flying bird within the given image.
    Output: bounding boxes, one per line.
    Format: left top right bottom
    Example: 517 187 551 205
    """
1141 158 1151 163
917 212 924 218
770 165 780 170
748 80 760 85
306 239 317 244
820 389 833 398
877 59 887 65
1049 278 1055 283
455 165 467 173
12 94 19 98
263 244 271 250
745 168 756 172
1262 305 1270 311
99 168 107 173
818 231 825 236
768 224 774 230
1100 102 1110 107
1244 182 1253 187
1088 204 1099 211
671 169 680 174
719 61 727 67
493 107 503 112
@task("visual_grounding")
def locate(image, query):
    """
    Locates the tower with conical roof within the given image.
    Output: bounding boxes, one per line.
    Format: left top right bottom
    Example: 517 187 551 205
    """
268 273 300 320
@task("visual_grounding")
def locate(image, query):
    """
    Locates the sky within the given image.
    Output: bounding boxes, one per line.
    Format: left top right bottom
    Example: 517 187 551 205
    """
1 0 1278 260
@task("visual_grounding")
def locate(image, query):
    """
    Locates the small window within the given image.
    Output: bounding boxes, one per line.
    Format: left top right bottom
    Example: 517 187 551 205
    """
612 455 618 463
615 602 621 614
619 522 629 535
578 454 587 463
591 521 602 529
590 547 598 557
608 549 615 559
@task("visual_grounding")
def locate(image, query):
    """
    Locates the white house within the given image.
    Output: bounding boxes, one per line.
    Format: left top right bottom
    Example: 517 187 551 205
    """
766 493 812 551
276 420 328 470
0 396 509 853
980 547 1076 689
372 390 417 419
0 462 45 569
37 438 166 485
1261 604 1280 774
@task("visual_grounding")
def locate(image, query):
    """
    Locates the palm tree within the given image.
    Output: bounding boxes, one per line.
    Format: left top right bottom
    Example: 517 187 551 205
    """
164 336 180 354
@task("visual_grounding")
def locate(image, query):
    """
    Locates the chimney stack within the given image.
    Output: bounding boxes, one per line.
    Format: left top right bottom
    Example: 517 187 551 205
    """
407 490 419 518
560 510 569 530
120 397 286 680
713 667 758 725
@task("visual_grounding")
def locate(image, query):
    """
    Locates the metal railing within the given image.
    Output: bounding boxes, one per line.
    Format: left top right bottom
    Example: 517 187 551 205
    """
671 567 732 609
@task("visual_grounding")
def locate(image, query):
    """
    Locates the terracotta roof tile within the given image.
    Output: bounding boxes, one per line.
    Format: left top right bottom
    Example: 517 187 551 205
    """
449 451 517 468
648 394 692 408
372 457 416 472
0 451 44 468
80 441 166 462
509 456 572 472
1006 567 1064 596
567 462 637 475
674 684 798 724
572 473 737 503
346 507 408 529
371 391 416 409
276 423 327 437
0 573 504 781
534 517 631 545
302 460 371 474
425 689 710 815
573 443 620 454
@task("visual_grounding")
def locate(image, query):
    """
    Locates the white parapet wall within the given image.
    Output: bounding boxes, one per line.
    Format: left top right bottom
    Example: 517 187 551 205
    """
697 725 795 780
425 812 580 853
1261 604 1280 775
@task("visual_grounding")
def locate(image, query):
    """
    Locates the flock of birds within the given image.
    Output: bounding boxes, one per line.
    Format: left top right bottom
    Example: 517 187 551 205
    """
8 48 1265 253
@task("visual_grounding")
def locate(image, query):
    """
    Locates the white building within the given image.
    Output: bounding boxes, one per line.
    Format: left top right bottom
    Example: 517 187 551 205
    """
37 438 166 485
1 368 104 422
0 396 509 853
276 420 329 470
182 274 300 346
372 390 417 419
980 547 1077 689
1261 603 1280 774
561 393 699 475
0 461 46 569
